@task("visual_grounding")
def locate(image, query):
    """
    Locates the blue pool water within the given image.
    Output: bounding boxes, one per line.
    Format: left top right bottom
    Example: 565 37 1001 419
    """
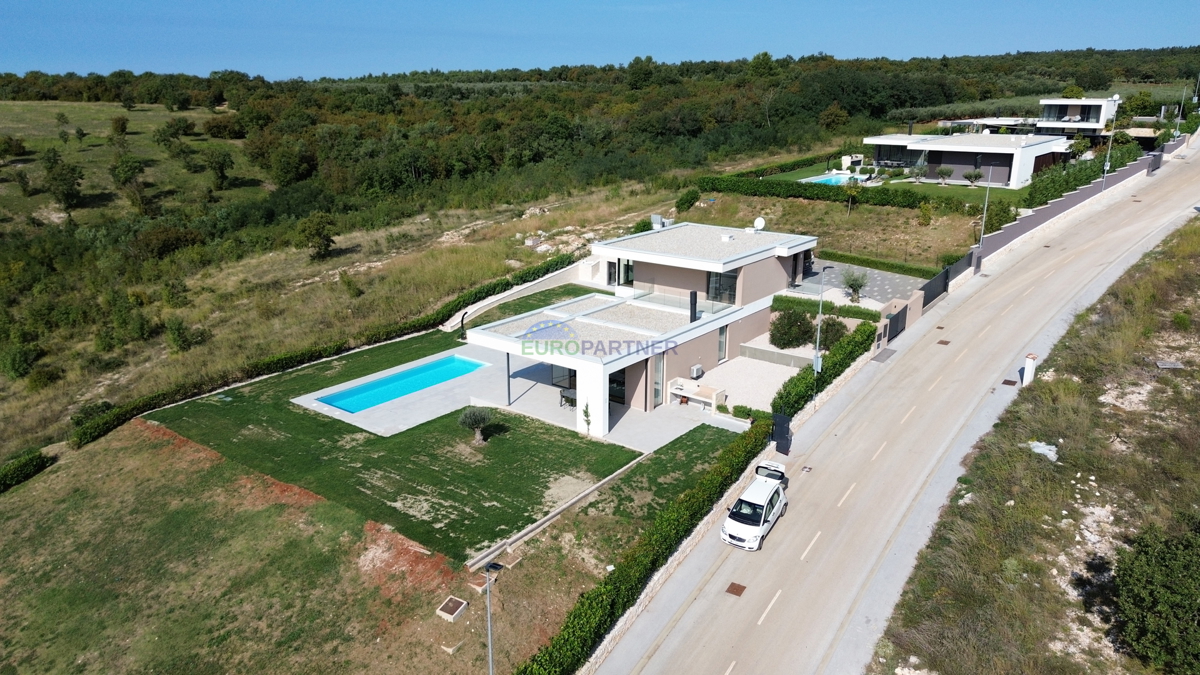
804 174 868 186
318 355 487 413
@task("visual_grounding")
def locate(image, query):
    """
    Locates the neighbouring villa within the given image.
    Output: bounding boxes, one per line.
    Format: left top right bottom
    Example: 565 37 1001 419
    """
862 132 1071 189
467 222 818 438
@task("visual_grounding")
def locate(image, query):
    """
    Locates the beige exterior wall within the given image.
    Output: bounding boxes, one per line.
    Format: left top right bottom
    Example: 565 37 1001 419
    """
625 360 650 411
735 257 790 306
665 329 720 385
725 308 771 352
632 262 709 300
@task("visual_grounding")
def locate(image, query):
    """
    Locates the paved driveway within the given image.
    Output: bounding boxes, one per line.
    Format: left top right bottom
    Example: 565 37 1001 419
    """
796 260 926 303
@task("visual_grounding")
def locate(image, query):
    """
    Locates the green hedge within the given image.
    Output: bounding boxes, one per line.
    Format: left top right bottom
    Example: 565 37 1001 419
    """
0 451 57 494
513 417 773 675
695 176 968 213
729 152 837 179
817 250 941 280
770 295 882 322
772 322 877 416
1025 143 1142 208
71 253 578 448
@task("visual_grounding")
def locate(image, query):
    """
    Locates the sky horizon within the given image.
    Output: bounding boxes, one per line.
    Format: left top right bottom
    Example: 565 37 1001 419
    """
2 0 1198 81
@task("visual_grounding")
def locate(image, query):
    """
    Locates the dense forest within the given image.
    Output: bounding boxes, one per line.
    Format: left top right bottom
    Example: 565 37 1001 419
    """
1 46 1198 417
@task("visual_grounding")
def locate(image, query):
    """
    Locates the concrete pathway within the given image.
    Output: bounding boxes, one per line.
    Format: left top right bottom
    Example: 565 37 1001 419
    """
593 146 1200 675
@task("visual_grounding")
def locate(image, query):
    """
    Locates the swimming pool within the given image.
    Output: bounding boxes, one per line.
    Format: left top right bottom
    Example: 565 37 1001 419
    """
803 174 869 186
318 355 488 413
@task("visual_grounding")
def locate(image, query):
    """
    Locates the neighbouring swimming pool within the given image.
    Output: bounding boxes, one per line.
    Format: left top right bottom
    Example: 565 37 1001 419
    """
803 174 870 186
317 355 488 413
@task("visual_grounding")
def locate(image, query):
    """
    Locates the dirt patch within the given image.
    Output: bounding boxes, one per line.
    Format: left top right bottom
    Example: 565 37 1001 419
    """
436 442 486 465
129 418 223 469
357 521 456 599
543 472 596 510
337 432 374 449
235 474 324 510
1098 381 1154 411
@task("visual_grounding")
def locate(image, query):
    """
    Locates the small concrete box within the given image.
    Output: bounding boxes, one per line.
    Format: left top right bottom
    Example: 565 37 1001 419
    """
437 596 468 622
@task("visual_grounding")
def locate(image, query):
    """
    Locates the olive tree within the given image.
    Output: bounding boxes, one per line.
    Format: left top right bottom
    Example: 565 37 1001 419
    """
296 212 335 259
842 269 869 303
201 146 234 190
458 406 493 445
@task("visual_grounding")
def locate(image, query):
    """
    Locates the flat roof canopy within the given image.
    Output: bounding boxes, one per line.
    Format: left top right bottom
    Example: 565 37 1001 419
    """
864 133 1071 156
590 222 817 273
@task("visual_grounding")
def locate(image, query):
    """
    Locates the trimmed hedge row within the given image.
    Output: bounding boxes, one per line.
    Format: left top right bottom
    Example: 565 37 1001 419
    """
695 176 968 213
817 250 941 280
1024 143 1142 208
0 451 57 494
71 253 578 448
770 295 883 322
729 152 837 179
772 322 877 416
513 417 773 675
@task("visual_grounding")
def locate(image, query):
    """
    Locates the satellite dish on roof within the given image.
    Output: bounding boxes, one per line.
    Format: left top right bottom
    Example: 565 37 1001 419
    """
753 217 766 230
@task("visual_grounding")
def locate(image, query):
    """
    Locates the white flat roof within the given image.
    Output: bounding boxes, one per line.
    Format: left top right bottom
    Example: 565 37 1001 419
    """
590 222 816 273
1040 98 1111 105
865 133 1070 155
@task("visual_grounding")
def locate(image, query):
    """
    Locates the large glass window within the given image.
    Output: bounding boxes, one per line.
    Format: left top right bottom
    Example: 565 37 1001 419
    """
718 325 728 362
609 369 626 405
707 270 737 304
552 365 576 389
619 259 634 287
653 354 664 407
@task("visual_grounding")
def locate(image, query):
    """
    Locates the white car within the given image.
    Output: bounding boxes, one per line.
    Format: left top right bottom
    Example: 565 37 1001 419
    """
720 461 788 551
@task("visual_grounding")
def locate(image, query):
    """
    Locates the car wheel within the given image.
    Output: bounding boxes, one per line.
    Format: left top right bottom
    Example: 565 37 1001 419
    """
780 503 787 518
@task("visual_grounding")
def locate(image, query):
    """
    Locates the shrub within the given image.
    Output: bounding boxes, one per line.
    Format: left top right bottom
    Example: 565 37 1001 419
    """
729 151 838 179
630 218 652 234
458 406 493 445
769 307 815 349
164 317 210 353
0 341 43 379
0 451 57 494
675 188 700 213
772 322 876 415
1113 519 1200 672
769 295 881 322
694 176 968 213
1025 143 1141 208
818 316 848 349
202 114 246 139
297 212 336 259
161 279 190 308
818 250 940 280
71 400 115 428
110 115 128 137
732 404 752 419
513 418 772 675
716 403 729 414
340 274 364 297
26 364 64 392
1172 312 1192 331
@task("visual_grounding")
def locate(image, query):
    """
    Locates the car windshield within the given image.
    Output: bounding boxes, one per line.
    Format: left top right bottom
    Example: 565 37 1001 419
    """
728 499 765 526
756 466 784 481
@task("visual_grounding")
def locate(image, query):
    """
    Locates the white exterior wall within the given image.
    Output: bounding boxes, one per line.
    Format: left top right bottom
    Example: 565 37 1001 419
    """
574 362 609 438
1011 146 1039 188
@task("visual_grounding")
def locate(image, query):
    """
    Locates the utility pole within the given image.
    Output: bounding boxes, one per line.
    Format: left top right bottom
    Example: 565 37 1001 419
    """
1101 94 1122 192
485 561 504 675
975 163 995 272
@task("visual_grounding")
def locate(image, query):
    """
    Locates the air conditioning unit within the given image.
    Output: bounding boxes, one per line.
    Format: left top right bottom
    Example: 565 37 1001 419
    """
690 364 704 379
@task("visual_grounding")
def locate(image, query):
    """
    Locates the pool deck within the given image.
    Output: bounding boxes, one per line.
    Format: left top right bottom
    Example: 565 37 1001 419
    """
291 342 748 450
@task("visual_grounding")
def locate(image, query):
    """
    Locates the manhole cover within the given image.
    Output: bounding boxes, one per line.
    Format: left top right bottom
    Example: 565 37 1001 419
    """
937 340 951 345
936 326 945 330
1001 379 1018 386
726 583 746 597
801 466 812 473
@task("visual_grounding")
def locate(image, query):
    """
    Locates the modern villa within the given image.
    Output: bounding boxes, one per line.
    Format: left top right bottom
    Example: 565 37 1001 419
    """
467 222 818 438
863 132 1071 188
1034 97 1120 139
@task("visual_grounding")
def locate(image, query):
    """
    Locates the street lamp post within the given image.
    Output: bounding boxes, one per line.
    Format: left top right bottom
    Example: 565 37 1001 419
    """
485 561 504 675
1101 94 1122 192
975 163 995 272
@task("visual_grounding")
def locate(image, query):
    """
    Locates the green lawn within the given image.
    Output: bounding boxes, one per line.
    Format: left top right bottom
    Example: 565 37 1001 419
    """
144 330 639 562
764 163 833 182
468 283 611 328
880 179 1030 206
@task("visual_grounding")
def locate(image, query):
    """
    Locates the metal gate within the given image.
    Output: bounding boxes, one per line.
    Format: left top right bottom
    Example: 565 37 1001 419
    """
920 268 949 307
887 305 908 340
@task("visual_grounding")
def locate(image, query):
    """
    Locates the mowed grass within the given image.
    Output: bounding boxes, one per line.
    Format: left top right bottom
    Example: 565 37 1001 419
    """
145 330 639 562
881 179 1031 206
467 283 611 328
871 219 1200 674
0 423 386 674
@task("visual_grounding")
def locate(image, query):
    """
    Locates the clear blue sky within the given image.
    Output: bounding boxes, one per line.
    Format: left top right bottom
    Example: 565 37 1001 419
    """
2 0 1197 80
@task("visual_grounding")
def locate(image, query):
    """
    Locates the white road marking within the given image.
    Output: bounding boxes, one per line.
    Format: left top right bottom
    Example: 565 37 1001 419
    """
837 483 857 507
901 406 916 424
757 590 782 625
723 661 736 675
1044 269 1056 279
955 349 968 363
1022 286 1034 297
801 531 821 560
871 442 887 461
1065 255 1076 263
1001 303 1014 316
927 375 942 392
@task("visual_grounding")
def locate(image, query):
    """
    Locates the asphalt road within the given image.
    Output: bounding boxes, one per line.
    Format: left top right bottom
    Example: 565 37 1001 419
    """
595 148 1200 675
